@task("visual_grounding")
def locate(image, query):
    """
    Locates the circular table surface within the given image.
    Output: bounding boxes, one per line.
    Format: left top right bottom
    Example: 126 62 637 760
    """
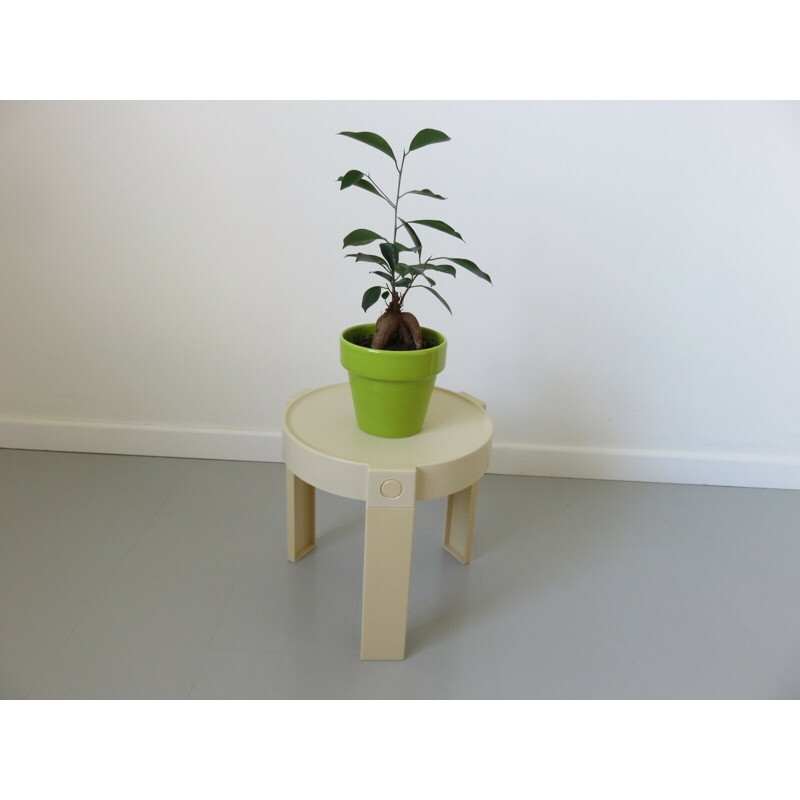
284 384 492 469
283 384 493 502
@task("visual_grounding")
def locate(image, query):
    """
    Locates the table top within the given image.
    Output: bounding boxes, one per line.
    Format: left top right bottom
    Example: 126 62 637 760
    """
282 383 493 503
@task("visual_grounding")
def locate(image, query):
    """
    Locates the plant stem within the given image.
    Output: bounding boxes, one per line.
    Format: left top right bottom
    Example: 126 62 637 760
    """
390 151 406 298
392 151 406 242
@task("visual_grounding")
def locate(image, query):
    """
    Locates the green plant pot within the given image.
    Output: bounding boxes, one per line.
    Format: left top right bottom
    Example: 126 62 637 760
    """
340 323 447 438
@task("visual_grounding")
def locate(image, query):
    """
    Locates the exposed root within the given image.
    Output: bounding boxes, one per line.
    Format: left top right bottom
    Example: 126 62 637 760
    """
397 319 414 348
371 309 400 349
370 291 425 351
400 312 423 350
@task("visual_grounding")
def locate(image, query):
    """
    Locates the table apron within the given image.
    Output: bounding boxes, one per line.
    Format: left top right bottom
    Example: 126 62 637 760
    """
282 431 492 503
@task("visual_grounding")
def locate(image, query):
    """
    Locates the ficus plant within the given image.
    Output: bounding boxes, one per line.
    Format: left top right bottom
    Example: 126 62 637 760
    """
338 128 492 350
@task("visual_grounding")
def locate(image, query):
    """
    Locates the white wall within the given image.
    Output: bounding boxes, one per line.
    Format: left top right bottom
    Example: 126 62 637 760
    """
2 102 799 487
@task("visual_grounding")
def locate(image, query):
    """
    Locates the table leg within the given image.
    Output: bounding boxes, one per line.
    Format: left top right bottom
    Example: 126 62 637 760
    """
361 505 415 660
286 469 315 562
444 481 480 564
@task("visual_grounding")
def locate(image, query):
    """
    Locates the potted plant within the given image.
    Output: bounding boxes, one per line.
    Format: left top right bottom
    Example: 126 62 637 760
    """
338 128 492 437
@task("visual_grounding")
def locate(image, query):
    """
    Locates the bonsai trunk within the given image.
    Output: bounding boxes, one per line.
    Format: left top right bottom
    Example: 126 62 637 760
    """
371 291 423 350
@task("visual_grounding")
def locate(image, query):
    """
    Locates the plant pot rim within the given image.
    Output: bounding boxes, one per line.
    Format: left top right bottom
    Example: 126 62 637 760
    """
340 323 447 383
340 323 447 357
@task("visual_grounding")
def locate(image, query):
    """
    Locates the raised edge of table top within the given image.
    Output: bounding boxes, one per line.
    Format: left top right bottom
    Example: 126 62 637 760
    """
284 384 492 469
282 384 493 502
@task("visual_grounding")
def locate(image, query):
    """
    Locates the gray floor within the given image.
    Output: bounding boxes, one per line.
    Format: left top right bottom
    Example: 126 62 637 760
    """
1 448 798 699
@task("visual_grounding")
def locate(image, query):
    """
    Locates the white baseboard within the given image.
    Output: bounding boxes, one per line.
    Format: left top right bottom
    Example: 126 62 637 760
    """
488 441 800 491
0 416 283 463
1 416 798 490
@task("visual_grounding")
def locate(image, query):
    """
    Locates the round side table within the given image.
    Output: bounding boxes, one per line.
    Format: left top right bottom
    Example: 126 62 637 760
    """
282 383 493 660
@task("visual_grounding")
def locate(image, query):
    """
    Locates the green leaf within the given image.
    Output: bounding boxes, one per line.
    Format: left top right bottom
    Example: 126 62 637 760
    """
379 242 399 270
345 252 389 267
424 262 456 277
395 242 420 254
409 219 463 240
395 278 412 288
395 263 410 277
399 219 422 252
370 270 394 282
338 169 364 189
420 285 452 314
338 131 397 165
361 286 382 312
408 128 451 152
404 189 446 200
353 179 384 197
435 257 492 283
343 229 385 248
337 175 389 202
425 275 436 286
381 290 389 300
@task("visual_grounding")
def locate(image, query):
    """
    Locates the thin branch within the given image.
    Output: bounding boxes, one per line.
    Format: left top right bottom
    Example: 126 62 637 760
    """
400 267 423 303
392 151 407 242
365 174 395 207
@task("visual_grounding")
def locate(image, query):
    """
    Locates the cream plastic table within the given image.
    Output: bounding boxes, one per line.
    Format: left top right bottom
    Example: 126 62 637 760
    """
282 383 493 660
